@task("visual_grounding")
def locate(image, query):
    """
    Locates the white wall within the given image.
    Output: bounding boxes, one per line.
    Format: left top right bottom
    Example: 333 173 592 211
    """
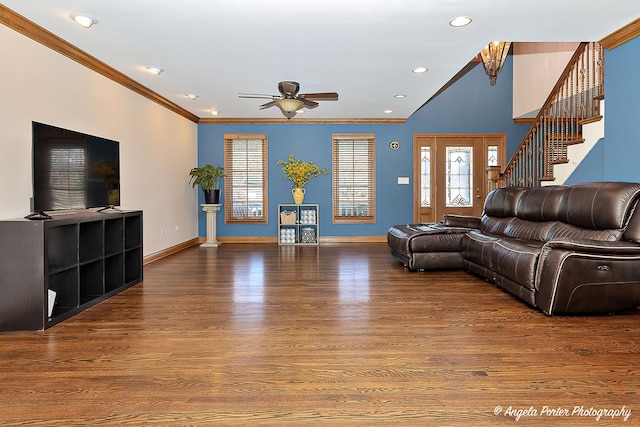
513 42 579 119
0 25 199 256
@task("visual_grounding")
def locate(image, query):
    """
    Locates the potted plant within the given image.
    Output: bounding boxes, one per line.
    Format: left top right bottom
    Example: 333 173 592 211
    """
189 164 225 204
277 154 328 204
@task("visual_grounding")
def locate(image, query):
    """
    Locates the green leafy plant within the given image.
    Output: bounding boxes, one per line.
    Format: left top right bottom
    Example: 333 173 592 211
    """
277 154 328 188
189 164 225 191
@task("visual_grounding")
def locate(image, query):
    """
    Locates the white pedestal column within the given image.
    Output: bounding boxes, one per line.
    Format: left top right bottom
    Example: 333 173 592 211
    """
201 204 221 247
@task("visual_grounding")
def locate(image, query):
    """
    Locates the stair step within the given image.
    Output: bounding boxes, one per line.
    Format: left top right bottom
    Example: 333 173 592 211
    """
551 158 569 165
565 138 585 146
540 176 556 182
546 134 582 143
579 115 603 125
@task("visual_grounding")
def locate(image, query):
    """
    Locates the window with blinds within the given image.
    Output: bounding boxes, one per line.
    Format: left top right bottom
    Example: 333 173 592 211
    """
223 134 268 223
332 134 376 223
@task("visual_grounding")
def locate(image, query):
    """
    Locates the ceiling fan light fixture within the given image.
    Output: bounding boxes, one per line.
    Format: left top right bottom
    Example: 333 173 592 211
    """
480 41 511 85
69 13 98 28
449 16 472 27
276 98 304 113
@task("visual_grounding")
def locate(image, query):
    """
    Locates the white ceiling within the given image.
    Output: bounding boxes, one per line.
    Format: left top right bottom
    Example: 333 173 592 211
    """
3 1 638 120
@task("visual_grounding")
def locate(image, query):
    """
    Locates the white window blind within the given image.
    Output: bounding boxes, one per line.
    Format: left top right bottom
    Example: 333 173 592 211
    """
223 134 268 223
332 134 375 223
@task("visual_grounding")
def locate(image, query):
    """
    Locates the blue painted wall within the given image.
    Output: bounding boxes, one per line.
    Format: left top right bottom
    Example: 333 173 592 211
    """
564 138 606 184
197 55 528 237
564 36 640 183
602 35 640 181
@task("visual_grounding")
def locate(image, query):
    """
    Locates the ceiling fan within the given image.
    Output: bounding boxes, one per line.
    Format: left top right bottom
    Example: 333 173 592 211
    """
239 81 338 119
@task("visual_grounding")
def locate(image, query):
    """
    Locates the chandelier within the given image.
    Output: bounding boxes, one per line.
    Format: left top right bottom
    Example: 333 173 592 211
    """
480 42 511 86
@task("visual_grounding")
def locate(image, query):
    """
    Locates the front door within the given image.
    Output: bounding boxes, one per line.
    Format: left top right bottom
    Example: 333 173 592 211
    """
413 134 505 223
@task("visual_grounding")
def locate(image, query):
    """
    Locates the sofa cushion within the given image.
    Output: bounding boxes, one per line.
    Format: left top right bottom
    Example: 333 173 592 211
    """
480 215 513 235
503 218 555 242
484 187 527 217
490 238 543 290
461 230 498 269
546 222 622 241
557 182 640 230
517 185 566 221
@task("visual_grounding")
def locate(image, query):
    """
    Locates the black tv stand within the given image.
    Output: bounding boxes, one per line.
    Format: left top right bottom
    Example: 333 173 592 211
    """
24 211 52 220
1 210 143 331
97 205 121 213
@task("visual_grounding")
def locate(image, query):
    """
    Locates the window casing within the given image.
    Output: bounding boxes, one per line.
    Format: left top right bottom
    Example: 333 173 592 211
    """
332 134 376 224
223 134 268 223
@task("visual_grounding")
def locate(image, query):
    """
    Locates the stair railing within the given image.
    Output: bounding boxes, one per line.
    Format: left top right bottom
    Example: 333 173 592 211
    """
503 42 604 187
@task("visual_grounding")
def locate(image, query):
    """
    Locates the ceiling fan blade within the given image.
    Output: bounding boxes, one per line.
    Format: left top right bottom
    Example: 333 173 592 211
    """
238 93 279 99
301 98 319 109
259 100 277 109
300 92 339 101
278 81 300 97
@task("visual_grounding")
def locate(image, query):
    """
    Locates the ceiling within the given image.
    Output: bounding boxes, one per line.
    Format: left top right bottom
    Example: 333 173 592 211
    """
2 1 638 121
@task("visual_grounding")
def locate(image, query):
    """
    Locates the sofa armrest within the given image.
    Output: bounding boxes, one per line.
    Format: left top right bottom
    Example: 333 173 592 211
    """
543 237 640 255
441 214 481 229
535 237 640 315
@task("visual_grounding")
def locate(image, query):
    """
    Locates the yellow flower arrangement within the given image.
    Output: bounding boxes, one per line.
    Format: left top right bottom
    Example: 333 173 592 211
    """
277 154 328 188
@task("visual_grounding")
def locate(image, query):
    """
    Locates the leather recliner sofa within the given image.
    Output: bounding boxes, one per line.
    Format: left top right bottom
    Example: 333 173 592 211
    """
387 182 640 315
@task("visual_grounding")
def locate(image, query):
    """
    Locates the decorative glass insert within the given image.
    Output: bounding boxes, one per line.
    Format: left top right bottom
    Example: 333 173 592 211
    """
488 145 498 166
446 146 473 207
420 146 431 207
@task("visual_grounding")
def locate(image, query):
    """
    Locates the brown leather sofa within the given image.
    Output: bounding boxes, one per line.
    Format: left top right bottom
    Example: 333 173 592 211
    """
387 182 640 315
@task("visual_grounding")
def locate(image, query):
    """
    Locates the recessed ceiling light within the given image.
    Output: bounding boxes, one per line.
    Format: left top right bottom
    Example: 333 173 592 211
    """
211 110 220 116
449 16 472 27
69 13 98 28
412 67 428 73
186 94 199 100
394 94 407 98
145 66 164 75
384 109 394 114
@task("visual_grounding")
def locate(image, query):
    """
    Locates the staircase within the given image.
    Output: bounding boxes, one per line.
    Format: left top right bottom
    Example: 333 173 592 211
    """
503 42 604 187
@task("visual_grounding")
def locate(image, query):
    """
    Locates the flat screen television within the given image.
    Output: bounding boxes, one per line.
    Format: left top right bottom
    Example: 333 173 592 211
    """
31 122 120 213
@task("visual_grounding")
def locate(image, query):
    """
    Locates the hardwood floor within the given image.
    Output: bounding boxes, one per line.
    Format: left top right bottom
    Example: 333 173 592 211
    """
0 243 638 426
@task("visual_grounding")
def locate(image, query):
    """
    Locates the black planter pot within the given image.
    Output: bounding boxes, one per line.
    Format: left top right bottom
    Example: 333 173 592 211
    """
204 189 221 204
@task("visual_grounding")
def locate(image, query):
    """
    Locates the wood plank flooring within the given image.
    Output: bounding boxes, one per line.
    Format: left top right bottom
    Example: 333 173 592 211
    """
0 243 638 426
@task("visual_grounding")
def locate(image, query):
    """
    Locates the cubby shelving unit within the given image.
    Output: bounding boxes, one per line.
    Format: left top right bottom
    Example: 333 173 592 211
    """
0 210 143 331
278 204 319 245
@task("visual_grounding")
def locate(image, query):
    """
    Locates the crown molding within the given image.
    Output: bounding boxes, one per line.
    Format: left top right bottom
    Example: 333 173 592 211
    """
0 5 200 123
198 117 406 124
600 17 640 50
